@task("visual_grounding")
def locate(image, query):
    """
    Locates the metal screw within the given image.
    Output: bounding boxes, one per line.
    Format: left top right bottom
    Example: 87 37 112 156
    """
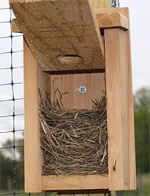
79 85 87 94
112 0 120 7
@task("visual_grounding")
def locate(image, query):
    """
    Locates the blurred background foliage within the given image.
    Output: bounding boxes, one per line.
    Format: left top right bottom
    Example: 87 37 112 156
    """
123 87 150 196
134 87 150 174
0 87 149 195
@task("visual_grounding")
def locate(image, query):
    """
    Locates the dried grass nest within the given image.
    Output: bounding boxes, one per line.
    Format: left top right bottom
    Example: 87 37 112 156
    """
39 95 108 175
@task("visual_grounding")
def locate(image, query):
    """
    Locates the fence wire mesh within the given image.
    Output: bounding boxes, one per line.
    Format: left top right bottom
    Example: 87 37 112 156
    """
0 0 50 193
0 1 26 195
0 0 118 195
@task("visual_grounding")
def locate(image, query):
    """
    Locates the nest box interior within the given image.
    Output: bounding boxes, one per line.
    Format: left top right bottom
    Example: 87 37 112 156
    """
10 0 136 193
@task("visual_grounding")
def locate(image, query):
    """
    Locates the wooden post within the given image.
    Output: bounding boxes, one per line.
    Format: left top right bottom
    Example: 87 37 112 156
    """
104 8 136 190
24 38 51 192
105 28 129 190
122 8 137 190
24 39 42 192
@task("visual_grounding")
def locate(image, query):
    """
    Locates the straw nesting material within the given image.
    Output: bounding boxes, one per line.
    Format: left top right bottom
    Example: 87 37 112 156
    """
39 96 108 175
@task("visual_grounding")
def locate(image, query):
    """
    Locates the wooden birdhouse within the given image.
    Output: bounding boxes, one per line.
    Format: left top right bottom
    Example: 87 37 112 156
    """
10 0 136 193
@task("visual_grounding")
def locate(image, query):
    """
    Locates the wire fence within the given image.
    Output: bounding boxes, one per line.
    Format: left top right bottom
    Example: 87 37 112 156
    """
0 0 119 195
0 1 26 195
0 1 47 196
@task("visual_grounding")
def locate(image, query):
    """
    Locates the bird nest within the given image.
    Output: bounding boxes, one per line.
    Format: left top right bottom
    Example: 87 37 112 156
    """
39 95 108 175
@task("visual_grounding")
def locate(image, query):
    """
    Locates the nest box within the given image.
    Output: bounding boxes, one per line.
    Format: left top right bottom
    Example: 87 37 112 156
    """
10 0 136 193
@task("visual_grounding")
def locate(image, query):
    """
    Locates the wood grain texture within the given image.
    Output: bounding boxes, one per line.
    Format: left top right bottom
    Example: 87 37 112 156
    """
103 7 136 190
12 11 128 33
10 0 105 71
11 19 22 33
50 73 105 109
123 8 137 190
24 39 42 193
96 12 128 30
24 38 51 193
42 175 108 191
97 7 136 190
105 29 129 190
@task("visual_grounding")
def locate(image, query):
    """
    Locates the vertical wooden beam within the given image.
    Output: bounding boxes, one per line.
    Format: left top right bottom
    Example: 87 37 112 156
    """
105 29 129 190
123 8 137 190
24 38 51 193
24 39 42 193
101 8 136 190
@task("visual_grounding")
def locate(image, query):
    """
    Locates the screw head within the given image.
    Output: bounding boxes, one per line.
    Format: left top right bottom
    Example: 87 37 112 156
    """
79 85 87 94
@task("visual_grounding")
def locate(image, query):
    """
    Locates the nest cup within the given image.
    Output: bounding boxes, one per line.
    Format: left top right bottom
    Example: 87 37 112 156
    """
39 94 108 175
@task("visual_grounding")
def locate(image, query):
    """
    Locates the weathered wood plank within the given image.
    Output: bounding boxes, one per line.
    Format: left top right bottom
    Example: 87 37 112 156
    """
123 8 137 190
105 28 129 190
50 73 105 110
24 38 51 193
42 175 109 191
24 39 42 193
96 12 128 30
98 7 136 190
11 19 22 33
10 0 105 71
12 11 128 33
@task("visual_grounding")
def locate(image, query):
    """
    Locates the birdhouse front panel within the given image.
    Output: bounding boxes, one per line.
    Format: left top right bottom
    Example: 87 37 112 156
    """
10 0 136 193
